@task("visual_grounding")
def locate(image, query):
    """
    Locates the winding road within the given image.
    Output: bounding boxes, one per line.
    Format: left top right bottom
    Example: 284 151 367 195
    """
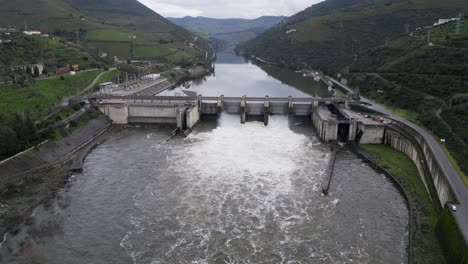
329 77 468 242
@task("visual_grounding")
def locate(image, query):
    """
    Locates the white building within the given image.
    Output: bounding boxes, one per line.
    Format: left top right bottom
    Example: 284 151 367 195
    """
23 30 42 35
434 18 460 26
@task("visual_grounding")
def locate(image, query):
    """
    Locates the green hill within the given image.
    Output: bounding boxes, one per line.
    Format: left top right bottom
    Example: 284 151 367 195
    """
0 33 101 79
347 18 468 179
240 0 468 73
0 0 209 63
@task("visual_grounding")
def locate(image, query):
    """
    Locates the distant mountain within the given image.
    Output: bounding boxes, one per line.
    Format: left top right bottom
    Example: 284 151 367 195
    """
168 16 286 45
0 0 209 62
240 0 468 73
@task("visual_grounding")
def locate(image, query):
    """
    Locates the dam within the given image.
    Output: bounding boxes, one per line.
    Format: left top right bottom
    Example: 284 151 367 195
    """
92 94 387 144
0 51 410 264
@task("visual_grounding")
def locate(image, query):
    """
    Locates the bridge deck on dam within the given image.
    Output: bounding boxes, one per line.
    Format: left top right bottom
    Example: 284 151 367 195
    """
91 95 348 103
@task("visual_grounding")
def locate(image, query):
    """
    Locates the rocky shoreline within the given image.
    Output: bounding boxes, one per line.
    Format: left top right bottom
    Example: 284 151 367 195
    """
0 116 117 237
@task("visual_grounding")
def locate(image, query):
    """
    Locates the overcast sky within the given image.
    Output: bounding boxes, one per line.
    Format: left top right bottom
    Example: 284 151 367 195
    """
138 0 323 19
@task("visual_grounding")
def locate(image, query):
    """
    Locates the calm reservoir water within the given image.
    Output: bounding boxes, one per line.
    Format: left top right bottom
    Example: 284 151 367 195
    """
158 50 332 98
0 51 408 264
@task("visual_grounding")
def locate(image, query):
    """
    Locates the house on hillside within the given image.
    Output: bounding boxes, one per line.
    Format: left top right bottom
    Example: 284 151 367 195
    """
0 27 16 33
434 17 460 26
23 30 42 35
11 63 45 75
56 65 70 75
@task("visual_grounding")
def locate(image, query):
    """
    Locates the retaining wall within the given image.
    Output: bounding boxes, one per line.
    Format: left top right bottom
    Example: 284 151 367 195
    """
385 123 455 208
0 116 111 190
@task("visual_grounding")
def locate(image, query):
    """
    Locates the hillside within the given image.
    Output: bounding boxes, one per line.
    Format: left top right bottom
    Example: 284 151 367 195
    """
240 0 468 73
168 16 285 45
0 33 102 80
0 0 209 63
347 18 468 179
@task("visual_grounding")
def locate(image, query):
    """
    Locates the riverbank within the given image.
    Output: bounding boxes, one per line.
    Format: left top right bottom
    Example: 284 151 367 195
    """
356 144 457 264
172 65 213 85
0 114 116 236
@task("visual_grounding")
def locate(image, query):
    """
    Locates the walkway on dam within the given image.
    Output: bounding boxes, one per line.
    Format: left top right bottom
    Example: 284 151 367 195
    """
329 76 468 242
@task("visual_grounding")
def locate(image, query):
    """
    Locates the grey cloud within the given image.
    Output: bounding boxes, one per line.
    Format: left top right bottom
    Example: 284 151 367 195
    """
138 0 323 19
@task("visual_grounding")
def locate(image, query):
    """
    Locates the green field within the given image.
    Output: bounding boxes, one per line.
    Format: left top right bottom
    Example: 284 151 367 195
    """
86 29 135 42
95 69 121 84
85 28 205 63
360 144 445 264
0 70 103 120
133 45 176 58
86 29 161 44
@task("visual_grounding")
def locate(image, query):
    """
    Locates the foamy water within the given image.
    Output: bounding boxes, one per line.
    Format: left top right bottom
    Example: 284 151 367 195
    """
0 115 408 264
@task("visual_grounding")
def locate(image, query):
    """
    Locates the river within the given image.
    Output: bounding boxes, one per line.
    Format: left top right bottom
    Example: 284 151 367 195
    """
158 50 332 98
0 51 408 264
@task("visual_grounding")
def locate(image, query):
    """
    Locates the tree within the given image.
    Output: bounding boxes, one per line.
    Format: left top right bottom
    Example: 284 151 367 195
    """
26 66 32 75
12 112 35 149
0 124 19 159
42 67 48 75
33 66 40 76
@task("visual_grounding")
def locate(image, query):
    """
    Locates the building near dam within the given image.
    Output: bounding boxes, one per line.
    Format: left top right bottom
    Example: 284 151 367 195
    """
91 95 387 144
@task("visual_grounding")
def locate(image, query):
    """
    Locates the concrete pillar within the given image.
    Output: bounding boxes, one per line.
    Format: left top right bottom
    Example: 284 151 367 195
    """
288 96 293 113
176 105 187 131
348 119 357 141
186 105 200 130
240 95 246 124
264 96 269 126
197 94 203 110
217 95 224 115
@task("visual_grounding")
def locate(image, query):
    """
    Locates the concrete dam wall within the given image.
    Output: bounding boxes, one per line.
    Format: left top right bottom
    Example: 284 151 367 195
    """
384 122 456 208
94 96 389 143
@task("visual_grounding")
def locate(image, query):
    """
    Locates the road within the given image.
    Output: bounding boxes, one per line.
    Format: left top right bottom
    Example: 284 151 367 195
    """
329 77 468 242
62 69 116 106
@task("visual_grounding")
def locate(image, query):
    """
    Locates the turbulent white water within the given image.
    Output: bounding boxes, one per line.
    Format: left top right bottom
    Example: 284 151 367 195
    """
121 115 330 263
0 115 408 264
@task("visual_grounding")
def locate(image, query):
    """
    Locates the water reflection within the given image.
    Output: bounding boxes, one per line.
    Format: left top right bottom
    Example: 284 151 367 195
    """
158 50 331 97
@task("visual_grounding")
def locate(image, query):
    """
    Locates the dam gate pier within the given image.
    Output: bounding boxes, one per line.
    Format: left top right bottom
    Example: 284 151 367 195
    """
90 95 387 144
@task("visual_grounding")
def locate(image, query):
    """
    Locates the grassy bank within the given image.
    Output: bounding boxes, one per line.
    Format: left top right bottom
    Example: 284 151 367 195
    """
436 207 468 263
0 70 103 121
360 144 445 263
365 99 468 186
94 69 121 86
0 70 103 160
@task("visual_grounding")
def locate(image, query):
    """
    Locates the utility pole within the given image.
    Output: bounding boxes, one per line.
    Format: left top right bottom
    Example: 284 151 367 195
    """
405 23 410 34
455 13 462 33
24 21 27 31
125 72 128 90
427 31 431 43
76 32 80 45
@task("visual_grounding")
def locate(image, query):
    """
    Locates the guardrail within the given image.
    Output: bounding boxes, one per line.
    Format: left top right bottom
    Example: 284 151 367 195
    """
89 95 349 103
